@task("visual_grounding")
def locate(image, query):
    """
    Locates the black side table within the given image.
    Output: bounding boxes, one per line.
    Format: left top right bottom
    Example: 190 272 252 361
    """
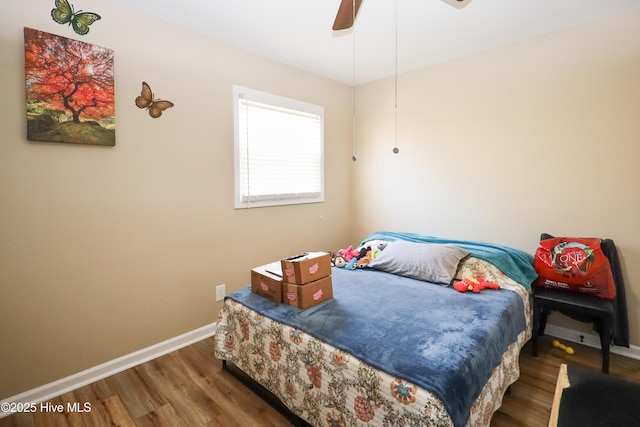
532 288 615 374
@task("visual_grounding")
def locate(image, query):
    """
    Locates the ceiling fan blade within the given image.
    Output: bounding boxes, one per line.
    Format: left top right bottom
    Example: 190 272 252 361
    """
441 0 473 9
333 0 363 31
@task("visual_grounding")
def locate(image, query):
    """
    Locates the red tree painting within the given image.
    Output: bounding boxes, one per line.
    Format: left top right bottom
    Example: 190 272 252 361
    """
24 27 115 146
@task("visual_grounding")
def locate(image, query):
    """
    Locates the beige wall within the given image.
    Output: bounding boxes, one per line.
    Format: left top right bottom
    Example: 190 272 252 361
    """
352 11 640 345
0 0 353 398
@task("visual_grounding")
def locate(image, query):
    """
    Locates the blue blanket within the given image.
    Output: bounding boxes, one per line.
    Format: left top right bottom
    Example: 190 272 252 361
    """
226 267 527 427
361 231 538 289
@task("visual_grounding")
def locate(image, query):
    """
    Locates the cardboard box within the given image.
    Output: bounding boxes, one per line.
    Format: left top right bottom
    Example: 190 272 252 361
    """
281 252 331 284
250 261 283 303
284 275 333 309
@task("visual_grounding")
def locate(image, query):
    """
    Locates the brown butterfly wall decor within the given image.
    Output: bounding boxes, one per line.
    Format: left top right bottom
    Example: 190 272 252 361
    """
135 82 174 118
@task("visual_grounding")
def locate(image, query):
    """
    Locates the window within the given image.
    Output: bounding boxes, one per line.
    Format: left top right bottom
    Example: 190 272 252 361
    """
233 85 324 208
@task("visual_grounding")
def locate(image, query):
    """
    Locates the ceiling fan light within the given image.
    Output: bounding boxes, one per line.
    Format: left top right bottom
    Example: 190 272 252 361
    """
440 0 473 9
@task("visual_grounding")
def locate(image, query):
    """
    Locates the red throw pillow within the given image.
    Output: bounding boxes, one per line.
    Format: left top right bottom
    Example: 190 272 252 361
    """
533 237 616 299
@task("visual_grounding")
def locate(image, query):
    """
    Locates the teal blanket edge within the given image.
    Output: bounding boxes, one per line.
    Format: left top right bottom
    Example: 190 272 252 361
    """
361 230 538 289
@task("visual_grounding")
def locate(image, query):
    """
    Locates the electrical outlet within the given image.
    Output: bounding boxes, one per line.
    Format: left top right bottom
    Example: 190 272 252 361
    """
216 284 226 301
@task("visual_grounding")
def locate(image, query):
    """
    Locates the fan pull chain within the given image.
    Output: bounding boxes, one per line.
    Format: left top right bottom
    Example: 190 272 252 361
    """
351 0 357 161
393 0 399 155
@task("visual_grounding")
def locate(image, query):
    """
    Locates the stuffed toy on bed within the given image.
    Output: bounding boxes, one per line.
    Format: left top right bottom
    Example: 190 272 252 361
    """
339 245 360 262
453 277 500 293
334 240 388 270
330 252 347 268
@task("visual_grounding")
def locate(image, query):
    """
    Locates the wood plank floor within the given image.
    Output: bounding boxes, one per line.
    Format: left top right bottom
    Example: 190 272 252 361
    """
2 334 639 426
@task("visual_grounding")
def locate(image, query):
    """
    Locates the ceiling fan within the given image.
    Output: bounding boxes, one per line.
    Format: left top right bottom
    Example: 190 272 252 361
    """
332 0 473 30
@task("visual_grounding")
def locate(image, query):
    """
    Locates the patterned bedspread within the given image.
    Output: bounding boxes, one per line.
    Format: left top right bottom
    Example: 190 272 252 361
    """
214 257 532 427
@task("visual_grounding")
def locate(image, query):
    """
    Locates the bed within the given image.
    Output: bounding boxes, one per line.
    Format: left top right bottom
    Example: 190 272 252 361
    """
214 231 538 427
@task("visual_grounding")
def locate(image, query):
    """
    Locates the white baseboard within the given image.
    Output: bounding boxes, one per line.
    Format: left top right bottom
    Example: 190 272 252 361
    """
545 324 640 360
0 323 217 418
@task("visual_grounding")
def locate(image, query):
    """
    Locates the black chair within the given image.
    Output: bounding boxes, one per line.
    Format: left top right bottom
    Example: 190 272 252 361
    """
532 289 614 373
531 235 629 374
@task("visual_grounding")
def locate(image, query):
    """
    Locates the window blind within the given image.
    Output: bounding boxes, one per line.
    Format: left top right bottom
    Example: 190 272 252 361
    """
234 86 324 208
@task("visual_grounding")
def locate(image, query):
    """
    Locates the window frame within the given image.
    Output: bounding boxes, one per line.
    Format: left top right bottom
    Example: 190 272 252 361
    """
233 85 325 209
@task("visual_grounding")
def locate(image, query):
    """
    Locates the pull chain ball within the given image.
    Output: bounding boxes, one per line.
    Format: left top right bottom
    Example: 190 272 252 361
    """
393 147 399 154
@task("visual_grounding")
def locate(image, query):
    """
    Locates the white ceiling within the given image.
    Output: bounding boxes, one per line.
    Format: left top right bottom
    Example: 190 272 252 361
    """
105 0 640 85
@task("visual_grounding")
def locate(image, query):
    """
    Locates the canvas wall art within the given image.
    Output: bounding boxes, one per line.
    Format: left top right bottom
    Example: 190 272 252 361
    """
24 27 115 146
